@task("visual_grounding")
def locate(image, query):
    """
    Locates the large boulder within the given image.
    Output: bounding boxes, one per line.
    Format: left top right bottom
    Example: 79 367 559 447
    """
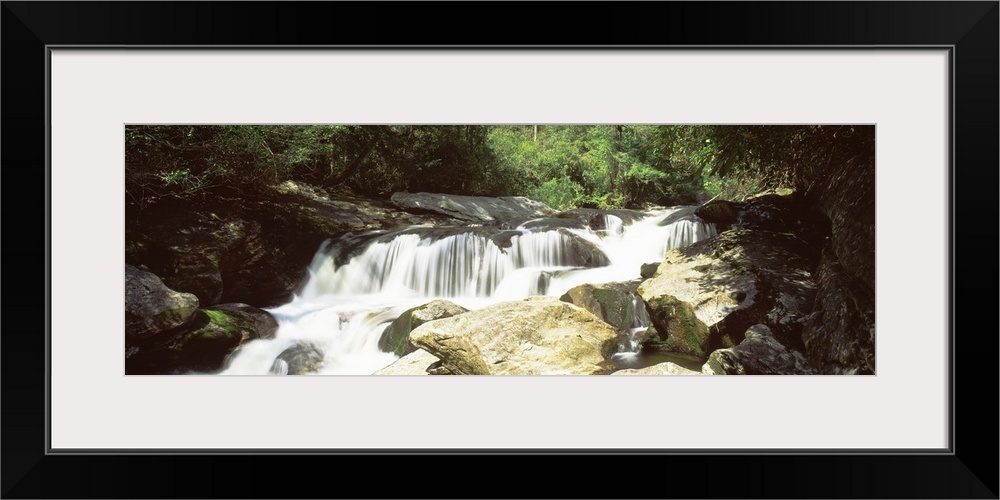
553 228 611 268
126 182 458 308
809 154 875 290
702 324 817 375
559 280 647 331
695 193 831 248
125 264 199 342
126 302 279 374
205 303 279 341
694 200 741 229
378 300 469 356
637 229 818 358
390 192 556 223
800 252 876 374
409 296 619 375
373 349 441 375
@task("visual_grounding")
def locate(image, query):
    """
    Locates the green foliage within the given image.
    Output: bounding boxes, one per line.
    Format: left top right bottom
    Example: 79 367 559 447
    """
159 168 193 185
530 176 583 211
706 125 875 194
702 173 764 202
128 124 866 212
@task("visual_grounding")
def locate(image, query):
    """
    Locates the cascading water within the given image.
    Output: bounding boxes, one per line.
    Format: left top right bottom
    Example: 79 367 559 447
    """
609 293 654 366
220 207 717 375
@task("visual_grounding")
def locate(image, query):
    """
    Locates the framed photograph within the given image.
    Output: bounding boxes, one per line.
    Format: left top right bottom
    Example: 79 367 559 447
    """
4 2 996 498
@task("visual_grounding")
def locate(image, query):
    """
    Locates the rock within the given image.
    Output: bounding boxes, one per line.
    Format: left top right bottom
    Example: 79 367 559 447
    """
390 192 556 223
125 265 199 342
611 362 701 375
124 294 280 374
554 228 611 268
271 342 325 375
378 300 469 356
640 262 659 279
514 217 588 232
559 280 647 330
126 182 460 308
637 230 818 358
695 200 741 228
166 310 246 373
373 349 441 375
131 304 279 374
205 303 279 341
556 208 648 227
409 296 619 375
551 208 649 236
657 206 701 227
808 154 875 289
638 296 713 357
736 194 832 249
702 324 817 375
800 252 875 374
160 250 225 306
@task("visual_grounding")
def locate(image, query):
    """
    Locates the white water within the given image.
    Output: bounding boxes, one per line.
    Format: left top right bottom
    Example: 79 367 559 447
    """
220 208 716 375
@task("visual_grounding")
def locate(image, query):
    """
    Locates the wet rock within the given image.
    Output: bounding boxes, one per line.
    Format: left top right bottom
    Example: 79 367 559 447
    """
271 342 325 375
556 208 648 227
657 206 701 227
555 228 611 268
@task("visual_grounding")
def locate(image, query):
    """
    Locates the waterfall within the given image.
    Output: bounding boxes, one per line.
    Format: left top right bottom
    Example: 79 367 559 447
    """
608 292 653 366
220 206 717 375
602 214 624 236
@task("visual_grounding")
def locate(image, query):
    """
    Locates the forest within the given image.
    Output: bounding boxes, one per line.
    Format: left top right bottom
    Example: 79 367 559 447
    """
126 124 873 210
124 124 876 377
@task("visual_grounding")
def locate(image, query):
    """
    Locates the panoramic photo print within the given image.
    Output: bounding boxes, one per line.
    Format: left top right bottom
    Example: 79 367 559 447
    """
124 125 875 376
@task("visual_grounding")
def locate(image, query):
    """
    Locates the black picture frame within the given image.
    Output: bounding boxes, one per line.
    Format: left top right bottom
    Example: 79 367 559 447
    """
3 2 997 498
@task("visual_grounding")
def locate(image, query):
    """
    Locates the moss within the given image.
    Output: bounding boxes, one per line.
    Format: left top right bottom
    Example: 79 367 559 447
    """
590 288 631 329
645 295 710 357
379 305 420 357
203 309 231 328
639 262 659 280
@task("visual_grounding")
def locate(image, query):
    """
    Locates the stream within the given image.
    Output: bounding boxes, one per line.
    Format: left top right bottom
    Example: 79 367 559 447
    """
221 207 716 375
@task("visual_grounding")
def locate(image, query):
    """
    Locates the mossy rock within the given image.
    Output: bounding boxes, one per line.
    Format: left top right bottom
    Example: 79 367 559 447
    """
640 262 660 280
640 295 711 357
559 280 645 330
129 304 279 374
379 300 468 357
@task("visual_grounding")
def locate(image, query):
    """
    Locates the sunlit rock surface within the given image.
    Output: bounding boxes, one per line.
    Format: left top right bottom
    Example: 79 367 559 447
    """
409 296 619 375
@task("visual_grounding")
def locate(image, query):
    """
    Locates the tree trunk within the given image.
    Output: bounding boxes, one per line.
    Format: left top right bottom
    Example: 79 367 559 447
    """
327 138 378 187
